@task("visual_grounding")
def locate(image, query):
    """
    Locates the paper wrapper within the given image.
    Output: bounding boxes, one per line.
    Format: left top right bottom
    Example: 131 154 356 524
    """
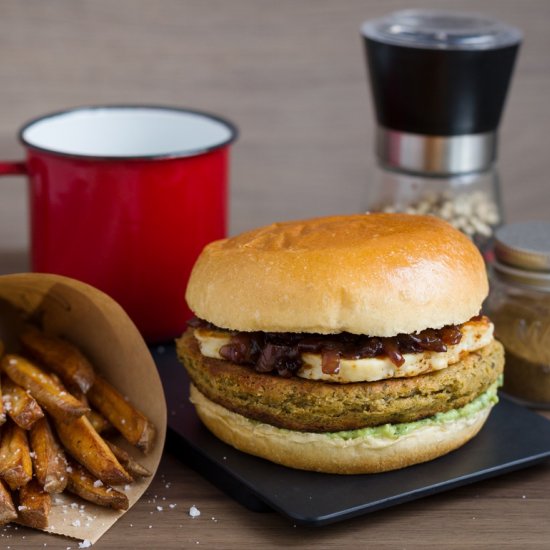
0 273 167 544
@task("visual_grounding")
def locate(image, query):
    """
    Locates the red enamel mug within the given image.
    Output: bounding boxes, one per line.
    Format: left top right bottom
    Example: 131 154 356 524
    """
0 105 238 342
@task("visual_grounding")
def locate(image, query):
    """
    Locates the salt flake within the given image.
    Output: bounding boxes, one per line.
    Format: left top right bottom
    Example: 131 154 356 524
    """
189 505 201 518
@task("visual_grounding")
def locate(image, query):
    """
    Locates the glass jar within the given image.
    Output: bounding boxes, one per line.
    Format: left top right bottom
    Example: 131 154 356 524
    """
485 221 550 408
361 10 521 255
367 167 502 256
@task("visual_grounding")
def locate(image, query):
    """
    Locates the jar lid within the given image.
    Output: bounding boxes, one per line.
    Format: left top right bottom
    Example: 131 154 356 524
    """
494 221 550 271
361 9 521 172
361 10 522 51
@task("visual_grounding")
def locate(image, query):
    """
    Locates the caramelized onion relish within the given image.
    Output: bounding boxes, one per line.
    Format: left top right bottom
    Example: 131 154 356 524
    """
188 318 464 378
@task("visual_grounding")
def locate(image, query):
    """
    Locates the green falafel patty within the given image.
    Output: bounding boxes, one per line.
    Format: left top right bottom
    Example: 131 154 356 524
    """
177 330 504 432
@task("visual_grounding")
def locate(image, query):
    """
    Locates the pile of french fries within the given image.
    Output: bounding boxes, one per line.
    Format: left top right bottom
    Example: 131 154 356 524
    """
0 325 156 530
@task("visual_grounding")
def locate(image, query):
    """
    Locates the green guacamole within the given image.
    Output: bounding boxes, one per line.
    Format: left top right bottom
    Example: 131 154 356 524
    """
329 379 501 441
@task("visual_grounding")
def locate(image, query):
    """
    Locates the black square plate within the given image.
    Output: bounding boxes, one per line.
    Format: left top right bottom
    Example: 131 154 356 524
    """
153 344 550 526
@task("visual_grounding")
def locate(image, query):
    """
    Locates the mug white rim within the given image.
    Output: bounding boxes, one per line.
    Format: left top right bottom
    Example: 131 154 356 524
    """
19 104 238 161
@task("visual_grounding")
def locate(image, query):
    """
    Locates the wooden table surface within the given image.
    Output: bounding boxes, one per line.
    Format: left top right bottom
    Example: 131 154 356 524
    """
1 1 549 548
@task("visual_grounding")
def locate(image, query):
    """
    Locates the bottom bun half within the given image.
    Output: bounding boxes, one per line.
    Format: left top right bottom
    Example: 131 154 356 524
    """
189 383 495 475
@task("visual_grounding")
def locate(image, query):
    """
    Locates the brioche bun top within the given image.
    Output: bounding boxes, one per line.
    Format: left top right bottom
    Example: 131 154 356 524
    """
185 213 488 336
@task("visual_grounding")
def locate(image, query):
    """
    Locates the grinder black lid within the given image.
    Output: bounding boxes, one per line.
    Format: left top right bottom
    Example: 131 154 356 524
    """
362 10 522 137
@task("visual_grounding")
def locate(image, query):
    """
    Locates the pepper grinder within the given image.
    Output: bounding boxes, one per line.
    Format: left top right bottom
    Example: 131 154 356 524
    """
361 10 522 253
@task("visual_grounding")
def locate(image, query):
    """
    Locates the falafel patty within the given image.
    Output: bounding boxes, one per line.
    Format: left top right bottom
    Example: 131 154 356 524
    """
177 330 504 432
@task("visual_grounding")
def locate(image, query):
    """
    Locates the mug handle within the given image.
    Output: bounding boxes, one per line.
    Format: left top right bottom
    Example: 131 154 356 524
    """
0 161 27 176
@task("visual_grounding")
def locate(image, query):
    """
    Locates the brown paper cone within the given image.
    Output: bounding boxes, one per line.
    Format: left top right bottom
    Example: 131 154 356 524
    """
0 273 167 544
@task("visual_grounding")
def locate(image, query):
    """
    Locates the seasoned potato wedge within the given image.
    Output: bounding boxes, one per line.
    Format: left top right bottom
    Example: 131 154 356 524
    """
0 326 157 531
1 354 89 419
47 372 65 392
19 325 95 393
0 376 5 428
2 376 44 430
53 415 132 486
29 417 68 494
71 386 113 434
0 420 33 490
17 479 51 529
0 479 17 525
88 375 156 453
66 458 128 510
0 340 6 426
105 440 152 479
87 409 112 434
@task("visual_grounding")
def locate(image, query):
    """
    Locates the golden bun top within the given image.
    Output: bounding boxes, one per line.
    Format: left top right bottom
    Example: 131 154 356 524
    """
185 213 488 336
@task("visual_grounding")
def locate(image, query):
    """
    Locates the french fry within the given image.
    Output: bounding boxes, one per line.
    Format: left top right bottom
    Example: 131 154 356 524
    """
0 420 33 490
1 354 89 419
2 376 44 430
0 340 6 432
66 458 128 511
0 328 157 531
47 372 65 392
19 325 95 393
16 479 51 529
105 440 152 479
71 385 113 434
53 414 132 486
49 372 106 430
0 376 5 428
29 417 68 494
88 375 156 453
87 409 112 434
47 373 105 429
0 340 6 426
0 479 17 525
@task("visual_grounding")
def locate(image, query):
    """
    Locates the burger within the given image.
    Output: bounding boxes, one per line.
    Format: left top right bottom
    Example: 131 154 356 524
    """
177 213 504 474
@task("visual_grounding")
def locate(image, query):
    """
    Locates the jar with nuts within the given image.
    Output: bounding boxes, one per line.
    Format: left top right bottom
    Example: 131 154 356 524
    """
362 10 520 256
367 169 503 255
